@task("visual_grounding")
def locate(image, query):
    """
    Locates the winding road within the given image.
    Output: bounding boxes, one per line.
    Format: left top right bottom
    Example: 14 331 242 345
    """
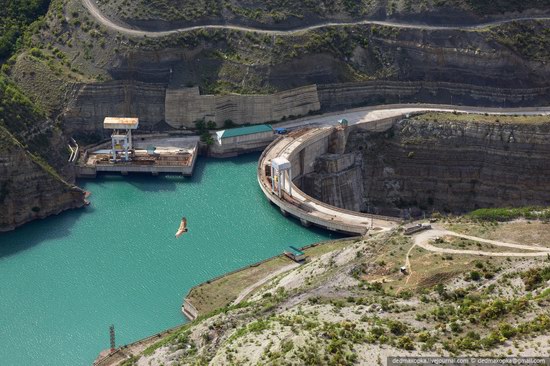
402 226 550 285
412 227 550 258
82 0 550 37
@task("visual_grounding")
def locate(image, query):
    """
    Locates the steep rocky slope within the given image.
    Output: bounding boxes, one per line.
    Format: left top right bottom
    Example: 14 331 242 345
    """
97 0 550 29
343 114 550 216
0 75 85 231
0 126 85 231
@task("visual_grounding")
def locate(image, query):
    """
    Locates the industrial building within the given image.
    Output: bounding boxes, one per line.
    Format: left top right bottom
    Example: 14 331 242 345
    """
77 117 198 177
215 124 274 145
211 124 275 157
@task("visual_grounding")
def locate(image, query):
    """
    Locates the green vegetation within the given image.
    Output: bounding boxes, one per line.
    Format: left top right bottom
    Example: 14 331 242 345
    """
415 112 550 125
194 119 215 145
467 0 550 16
0 72 45 136
0 0 51 62
489 21 550 62
468 206 550 222
98 0 550 24
520 266 550 291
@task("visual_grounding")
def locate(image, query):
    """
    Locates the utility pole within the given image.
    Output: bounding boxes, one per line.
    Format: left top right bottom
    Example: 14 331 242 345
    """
110 325 116 354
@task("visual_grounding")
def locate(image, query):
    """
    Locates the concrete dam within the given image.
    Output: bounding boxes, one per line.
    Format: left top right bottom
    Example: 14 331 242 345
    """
258 111 550 234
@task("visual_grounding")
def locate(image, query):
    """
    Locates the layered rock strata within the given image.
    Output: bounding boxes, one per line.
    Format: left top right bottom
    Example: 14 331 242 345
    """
345 117 550 214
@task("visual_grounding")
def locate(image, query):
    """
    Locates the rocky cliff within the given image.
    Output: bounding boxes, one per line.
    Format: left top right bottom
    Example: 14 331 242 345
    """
0 126 85 231
0 76 85 231
302 153 364 212
63 81 167 139
344 114 550 215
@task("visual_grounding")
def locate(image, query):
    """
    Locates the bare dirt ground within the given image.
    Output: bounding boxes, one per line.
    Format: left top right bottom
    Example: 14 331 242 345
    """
445 220 550 248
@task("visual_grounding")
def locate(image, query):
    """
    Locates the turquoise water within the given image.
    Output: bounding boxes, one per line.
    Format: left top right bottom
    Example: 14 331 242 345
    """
0 154 340 365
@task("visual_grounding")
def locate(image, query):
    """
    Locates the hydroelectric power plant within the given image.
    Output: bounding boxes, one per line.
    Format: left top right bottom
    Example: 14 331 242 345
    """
3 0 550 363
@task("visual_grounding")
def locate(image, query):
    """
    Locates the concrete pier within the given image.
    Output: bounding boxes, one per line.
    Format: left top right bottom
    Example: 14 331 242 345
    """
77 135 199 177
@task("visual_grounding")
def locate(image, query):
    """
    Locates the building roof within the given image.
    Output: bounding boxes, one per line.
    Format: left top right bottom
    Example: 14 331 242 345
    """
289 246 305 256
104 117 139 130
219 124 272 139
271 157 291 170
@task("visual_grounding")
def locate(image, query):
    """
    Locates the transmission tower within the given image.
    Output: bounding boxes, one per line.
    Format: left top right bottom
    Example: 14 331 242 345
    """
109 325 116 353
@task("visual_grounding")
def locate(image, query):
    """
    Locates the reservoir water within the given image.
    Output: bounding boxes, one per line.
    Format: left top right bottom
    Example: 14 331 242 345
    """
0 154 340 365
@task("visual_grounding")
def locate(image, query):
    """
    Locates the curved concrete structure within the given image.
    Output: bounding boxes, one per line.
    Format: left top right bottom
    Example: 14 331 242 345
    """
257 105 550 235
258 128 400 235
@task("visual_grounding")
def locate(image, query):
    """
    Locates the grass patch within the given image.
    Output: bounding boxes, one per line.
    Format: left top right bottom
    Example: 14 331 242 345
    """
414 112 550 125
468 207 550 222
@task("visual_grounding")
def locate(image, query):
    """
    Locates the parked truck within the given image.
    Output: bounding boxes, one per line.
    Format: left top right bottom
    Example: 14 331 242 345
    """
404 223 432 235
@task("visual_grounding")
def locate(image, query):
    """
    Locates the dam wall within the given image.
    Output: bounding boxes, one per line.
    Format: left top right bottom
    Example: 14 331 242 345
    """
288 129 333 182
164 85 321 128
258 127 401 235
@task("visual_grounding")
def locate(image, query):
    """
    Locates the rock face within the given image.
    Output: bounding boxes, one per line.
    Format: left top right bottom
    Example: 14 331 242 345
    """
0 128 85 231
63 81 167 139
345 117 550 215
317 81 550 112
165 85 320 128
302 153 364 212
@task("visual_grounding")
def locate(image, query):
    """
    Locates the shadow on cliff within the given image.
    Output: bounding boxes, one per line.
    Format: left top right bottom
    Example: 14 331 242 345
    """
0 207 91 259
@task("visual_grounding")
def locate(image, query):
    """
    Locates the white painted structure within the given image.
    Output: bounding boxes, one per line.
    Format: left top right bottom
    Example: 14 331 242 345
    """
271 157 292 198
104 117 139 162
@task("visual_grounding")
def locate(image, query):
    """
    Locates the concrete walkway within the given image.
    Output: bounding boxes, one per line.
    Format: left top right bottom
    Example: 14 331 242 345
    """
82 0 550 37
